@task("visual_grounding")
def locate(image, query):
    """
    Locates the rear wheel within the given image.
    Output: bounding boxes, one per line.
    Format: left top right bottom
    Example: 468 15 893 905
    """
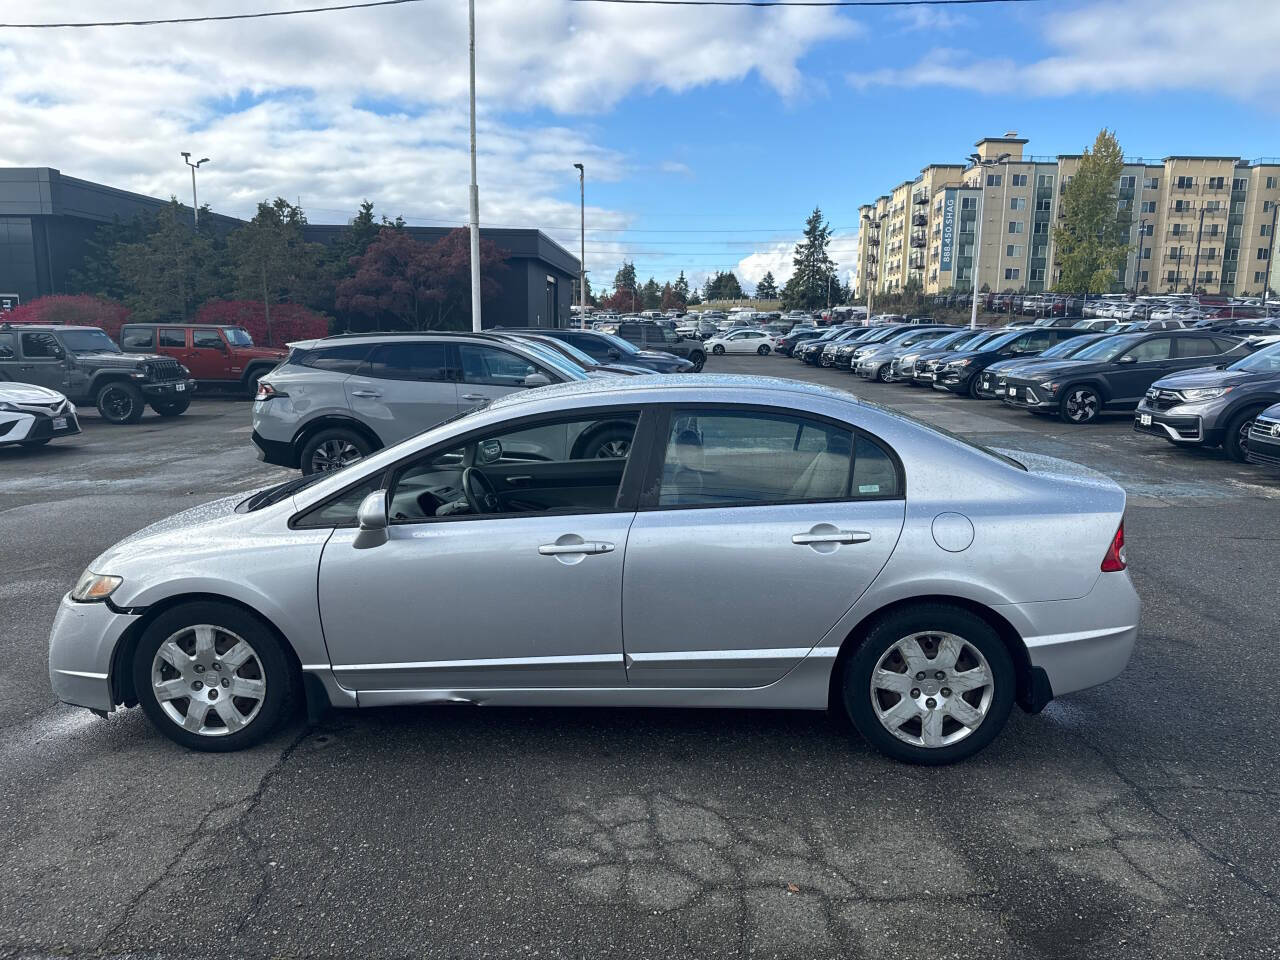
151 397 190 417
244 368 269 398
96 381 144 424
300 427 372 475
843 604 1014 765
133 601 299 752
756 344 771 356
1223 407 1263 462
1059 385 1100 424
573 422 634 460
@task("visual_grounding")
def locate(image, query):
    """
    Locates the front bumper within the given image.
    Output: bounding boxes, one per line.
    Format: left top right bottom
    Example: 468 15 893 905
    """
48 593 141 712
141 378 196 398
1132 402 1215 445
1246 420 1280 467
0 408 81 444
1002 382 1057 410
931 369 972 393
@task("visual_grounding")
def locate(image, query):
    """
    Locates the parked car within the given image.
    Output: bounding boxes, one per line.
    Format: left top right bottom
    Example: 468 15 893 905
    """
491 332 653 377
1245 403 1280 468
507 328 694 375
827 325 908 368
120 323 286 396
0 381 80 448
252 333 590 474
704 329 778 355
933 327 1090 398
774 326 821 356
50 375 1138 764
852 328 957 381
976 333 1111 399
0 323 193 423
611 321 707 371
1072 318 1115 332
896 329 995 385
1133 340 1280 461
912 329 1010 387
1002 331 1247 424
797 327 859 365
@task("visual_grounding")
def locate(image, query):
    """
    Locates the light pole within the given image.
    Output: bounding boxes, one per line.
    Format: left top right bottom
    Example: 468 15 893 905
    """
180 152 209 230
573 163 585 327
467 0 482 332
1190 205 1208 297
1133 218 1148 296
965 152 1010 329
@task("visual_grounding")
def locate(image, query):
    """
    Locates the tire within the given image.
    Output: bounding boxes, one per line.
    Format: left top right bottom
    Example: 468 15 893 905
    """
132 600 299 752
875 365 890 383
1059 385 1101 424
842 604 1015 765
244 368 269 398
96 381 145 424
967 375 983 399
299 427 372 475
756 345 770 356
689 352 705 371
1223 407 1264 463
711 345 725 355
151 397 190 417
572 422 635 460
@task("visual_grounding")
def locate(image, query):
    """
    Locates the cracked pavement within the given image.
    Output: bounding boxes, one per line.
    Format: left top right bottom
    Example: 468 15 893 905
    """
1 361 1278 959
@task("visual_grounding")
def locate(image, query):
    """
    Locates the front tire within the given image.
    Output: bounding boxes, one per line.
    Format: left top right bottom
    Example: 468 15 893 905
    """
842 604 1014 765
133 601 299 752
1223 407 1263 462
96 381 144 424
300 427 372 475
1059 385 1100 424
875 365 890 383
151 397 190 417
572 422 634 460
689 352 706 371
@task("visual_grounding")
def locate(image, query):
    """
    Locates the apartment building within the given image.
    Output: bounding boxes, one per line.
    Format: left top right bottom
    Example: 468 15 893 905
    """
855 133 1280 299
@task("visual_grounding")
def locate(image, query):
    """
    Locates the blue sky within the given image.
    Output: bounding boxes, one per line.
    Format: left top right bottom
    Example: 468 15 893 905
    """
1 0 1276 295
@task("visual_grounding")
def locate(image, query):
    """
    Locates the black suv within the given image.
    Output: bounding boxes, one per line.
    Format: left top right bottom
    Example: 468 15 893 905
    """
1133 339 1280 461
932 327 1089 398
0 323 194 423
519 328 695 374
1003 331 1246 424
612 321 707 371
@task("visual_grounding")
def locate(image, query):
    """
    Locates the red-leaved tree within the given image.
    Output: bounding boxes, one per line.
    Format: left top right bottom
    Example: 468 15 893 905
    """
193 300 331 347
336 226 507 330
3 295 131 338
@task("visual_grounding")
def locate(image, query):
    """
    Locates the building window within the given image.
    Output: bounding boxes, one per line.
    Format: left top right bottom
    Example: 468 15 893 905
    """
1144 177 1159 189
1263 224 1273 237
1226 271 1236 284
1168 247 1183 258
1033 221 1049 235
1006 244 1024 258
1230 224 1243 238
1032 245 1047 258
1010 197 1026 211
961 196 977 210
1118 199 1133 210
1119 175 1136 189
1172 224 1185 236
1256 271 1269 283
1201 272 1215 283
1232 178 1248 192
1011 173 1028 187
1142 247 1153 259
1225 249 1239 261
1207 176 1225 190
1204 200 1222 211
1037 174 1054 188
986 174 1002 187
1004 268 1020 280
1265 201 1275 212
1008 221 1024 234
1035 198 1052 212
1174 200 1191 212
1207 224 1221 236
1139 270 1149 283
1259 248 1272 260
1267 176 1278 189
1205 247 1218 259
1030 268 1045 281
1144 223 1155 236
1176 175 1195 189
1167 271 1178 283
1141 200 1157 213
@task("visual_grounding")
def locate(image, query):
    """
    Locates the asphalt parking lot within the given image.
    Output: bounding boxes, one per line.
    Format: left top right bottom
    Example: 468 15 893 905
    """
2 359 1279 960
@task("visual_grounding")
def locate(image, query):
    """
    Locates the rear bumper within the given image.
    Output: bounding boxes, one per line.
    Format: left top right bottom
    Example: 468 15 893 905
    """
252 429 298 468
48 594 140 713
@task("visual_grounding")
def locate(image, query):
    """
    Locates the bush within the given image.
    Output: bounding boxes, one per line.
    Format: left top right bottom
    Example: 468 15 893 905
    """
193 300 332 347
2 295 131 338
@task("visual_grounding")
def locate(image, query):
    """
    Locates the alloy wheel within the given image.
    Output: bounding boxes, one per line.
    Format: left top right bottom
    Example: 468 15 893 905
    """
869 632 994 749
310 438 363 472
101 387 135 421
1238 416 1253 455
1064 388 1098 423
150 624 266 736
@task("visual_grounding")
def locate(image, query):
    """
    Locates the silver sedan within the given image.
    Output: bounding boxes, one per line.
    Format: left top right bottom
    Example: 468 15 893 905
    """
49 376 1138 764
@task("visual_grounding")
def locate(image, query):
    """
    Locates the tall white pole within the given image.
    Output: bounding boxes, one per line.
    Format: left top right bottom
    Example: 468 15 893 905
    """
189 165 200 231
577 164 586 326
969 185 984 329
468 0 482 332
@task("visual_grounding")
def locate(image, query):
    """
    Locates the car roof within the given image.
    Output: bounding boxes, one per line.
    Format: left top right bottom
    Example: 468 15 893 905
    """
0 323 99 332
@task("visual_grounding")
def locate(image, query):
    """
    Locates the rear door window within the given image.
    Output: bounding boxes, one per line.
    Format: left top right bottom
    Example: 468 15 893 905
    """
158 328 186 348
121 328 155 350
297 343 373 373
0 332 14 359
361 342 455 382
1173 337 1222 358
192 329 223 349
20 332 62 359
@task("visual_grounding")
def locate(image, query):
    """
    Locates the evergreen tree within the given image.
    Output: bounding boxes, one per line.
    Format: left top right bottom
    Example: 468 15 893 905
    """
673 270 690 302
229 199 326 341
755 271 779 300
111 199 227 321
613 261 639 311
780 207 840 310
641 276 662 309
1053 129 1133 293
704 270 744 301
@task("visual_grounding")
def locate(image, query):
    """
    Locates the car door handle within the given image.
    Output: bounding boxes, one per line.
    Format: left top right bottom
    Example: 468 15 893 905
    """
792 530 871 545
461 393 486 402
539 541 615 556
350 389 381 399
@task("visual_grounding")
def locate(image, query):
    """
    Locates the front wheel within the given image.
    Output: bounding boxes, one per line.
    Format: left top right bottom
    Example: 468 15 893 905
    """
1059 385 1101 424
1223 407 1262 462
842 604 1014 765
573 422 634 460
875 365 890 383
689 353 706 371
133 601 299 752
151 397 190 417
711 345 725 356
96 381 145 424
756 344 771 356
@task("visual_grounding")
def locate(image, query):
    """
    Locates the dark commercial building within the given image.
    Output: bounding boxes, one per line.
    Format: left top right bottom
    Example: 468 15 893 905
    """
0 167 578 327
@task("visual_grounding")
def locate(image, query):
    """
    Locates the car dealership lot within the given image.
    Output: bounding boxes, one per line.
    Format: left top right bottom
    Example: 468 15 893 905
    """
2 377 1278 958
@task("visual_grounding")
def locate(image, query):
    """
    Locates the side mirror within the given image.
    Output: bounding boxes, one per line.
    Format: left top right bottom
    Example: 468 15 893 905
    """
353 490 389 550
523 372 552 388
1115 355 1137 364
606 348 621 360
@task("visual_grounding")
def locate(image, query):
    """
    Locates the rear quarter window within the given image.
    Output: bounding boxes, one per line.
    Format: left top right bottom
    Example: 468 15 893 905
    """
295 344 373 374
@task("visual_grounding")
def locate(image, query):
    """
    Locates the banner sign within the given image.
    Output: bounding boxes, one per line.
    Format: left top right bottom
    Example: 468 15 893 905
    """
939 189 957 273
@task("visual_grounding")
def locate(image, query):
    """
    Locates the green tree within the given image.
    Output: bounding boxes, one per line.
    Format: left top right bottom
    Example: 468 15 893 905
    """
780 207 840 310
641 276 662 309
111 199 227 321
612 261 639 311
704 270 743 301
673 270 690 303
1053 129 1133 293
229 198 326 341
755 271 779 300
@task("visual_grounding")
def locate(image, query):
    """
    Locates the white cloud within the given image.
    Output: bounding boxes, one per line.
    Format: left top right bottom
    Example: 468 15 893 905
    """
852 0 1280 99
735 230 858 293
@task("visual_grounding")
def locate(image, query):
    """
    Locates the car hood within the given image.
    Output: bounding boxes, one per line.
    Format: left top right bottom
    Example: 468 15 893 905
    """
0 382 68 404
1149 366 1261 390
1008 358 1095 380
73 351 153 368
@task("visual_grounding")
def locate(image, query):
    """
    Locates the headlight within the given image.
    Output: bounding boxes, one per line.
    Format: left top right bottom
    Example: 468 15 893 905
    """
1040 380 1058 391
71 571 123 603
949 358 972 368
130 370 147 379
0 401 19 412
1178 386 1231 402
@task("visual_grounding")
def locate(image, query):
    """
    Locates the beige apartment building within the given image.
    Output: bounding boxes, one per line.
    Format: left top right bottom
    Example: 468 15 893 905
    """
856 133 1280 300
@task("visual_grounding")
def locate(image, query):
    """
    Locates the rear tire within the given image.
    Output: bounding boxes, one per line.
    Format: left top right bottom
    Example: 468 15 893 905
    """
842 604 1014 765
244 368 269 399
151 397 190 417
299 427 372 475
133 600 299 752
756 344 770 356
1223 407 1263 462
96 381 144 424
572 422 635 460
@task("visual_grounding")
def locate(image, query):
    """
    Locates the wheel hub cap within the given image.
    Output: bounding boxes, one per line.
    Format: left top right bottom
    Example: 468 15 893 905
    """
151 624 266 737
870 631 995 749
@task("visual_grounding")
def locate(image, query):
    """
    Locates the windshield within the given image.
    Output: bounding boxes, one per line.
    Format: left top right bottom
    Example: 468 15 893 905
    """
1040 335 1099 358
59 329 121 353
1071 334 1139 361
221 326 254 347
960 330 1007 351
514 341 589 380
535 337 598 368
596 331 638 355
1228 341 1280 372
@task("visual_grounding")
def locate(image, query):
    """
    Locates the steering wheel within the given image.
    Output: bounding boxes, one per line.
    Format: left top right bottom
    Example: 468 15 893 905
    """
461 466 500 514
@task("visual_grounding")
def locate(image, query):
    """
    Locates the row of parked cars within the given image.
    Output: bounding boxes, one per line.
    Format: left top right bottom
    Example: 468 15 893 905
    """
777 316 1280 469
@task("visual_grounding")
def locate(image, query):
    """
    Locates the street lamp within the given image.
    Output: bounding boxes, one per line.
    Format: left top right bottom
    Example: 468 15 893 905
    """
861 211 888 325
573 163 585 327
1133 218 1149 296
965 151 1011 328
467 0 482 332
180 152 209 230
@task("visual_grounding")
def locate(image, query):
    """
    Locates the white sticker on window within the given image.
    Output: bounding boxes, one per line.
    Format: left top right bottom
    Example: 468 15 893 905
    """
858 484 881 494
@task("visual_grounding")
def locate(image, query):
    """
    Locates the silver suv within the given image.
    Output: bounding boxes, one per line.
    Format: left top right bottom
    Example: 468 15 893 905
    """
252 333 589 473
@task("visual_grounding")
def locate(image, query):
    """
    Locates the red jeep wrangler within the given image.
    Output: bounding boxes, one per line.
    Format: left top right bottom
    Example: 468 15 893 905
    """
119 324 286 395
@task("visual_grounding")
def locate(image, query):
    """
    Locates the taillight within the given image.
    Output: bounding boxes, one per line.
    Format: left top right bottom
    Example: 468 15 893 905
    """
255 381 285 402
1101 520 1127 572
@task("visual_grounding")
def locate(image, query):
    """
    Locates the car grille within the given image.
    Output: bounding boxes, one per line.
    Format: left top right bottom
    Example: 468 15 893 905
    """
1247 419 1280 465
1145 388 1184 412
146 358 185 382
1249 418 1280 443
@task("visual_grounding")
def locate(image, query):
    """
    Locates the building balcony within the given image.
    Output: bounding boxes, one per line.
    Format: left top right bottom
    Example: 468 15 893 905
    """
913 193 928 205
911 213 928 227
910 237 926 249
865 254 878 265
865 235 879 246
909 256 925 269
